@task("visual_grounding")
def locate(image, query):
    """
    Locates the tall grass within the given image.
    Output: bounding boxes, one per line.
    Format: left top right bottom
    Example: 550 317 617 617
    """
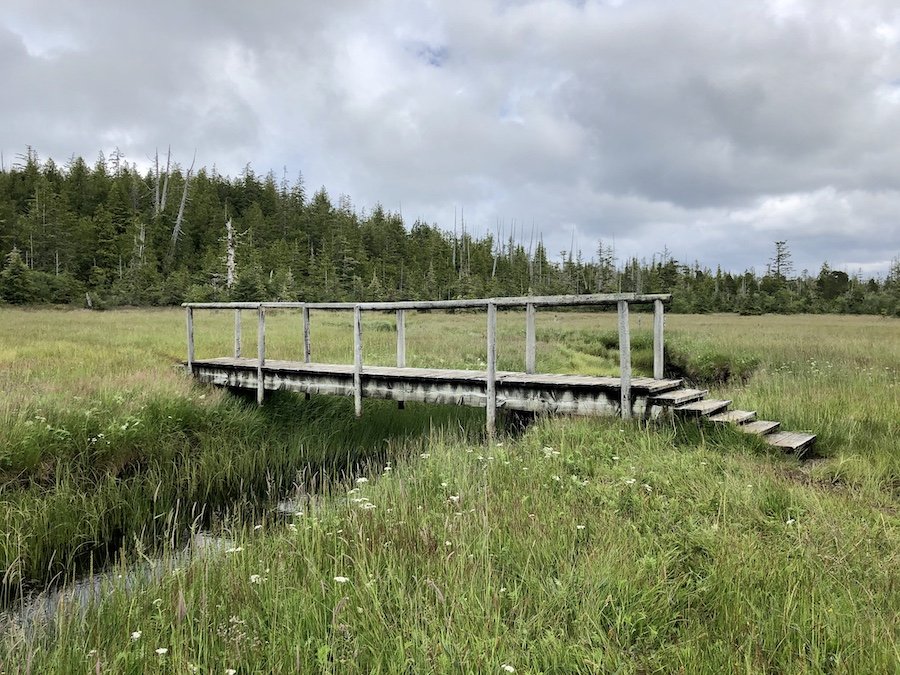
0 308 898 672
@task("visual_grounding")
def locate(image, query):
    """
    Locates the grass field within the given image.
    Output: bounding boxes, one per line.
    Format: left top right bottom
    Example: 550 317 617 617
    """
0 307 898 673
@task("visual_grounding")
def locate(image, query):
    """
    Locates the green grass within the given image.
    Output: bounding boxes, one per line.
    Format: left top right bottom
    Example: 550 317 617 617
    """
0 307 898 673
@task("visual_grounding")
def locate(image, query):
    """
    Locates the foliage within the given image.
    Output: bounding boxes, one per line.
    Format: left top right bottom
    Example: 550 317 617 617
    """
0 247 34 304
0 151 897 313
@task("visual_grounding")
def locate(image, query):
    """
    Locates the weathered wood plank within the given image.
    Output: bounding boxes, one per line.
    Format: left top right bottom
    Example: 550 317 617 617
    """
256 307 265 405
740 420 781 435
396 309 406 409
650 388 707 405
525 302 536 374
353 305 363 417
183 293 672 312
675 398 731 416
486 301 497 438
708 409 756 424
186 307 194 373
302 306 311 363
618 300 631 419
190 358 681 393
763 431 816 452
234 309 242 358
653 299 664 380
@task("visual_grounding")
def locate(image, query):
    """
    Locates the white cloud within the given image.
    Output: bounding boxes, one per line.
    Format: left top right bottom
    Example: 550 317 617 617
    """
1 0 899 275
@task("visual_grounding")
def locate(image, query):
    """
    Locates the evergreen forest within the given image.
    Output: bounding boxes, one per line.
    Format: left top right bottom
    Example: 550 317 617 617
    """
1 148 898 315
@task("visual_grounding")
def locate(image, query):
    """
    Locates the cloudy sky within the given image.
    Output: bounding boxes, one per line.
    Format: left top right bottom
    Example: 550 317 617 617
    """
2 0 900 276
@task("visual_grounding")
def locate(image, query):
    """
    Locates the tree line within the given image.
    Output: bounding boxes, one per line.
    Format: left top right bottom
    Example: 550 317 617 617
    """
1 148 898 315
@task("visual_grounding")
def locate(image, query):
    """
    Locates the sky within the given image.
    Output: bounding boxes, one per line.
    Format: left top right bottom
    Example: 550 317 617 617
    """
2 0 900 277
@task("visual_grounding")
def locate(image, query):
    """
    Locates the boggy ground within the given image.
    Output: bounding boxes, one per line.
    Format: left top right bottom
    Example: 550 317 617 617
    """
0 308 897 673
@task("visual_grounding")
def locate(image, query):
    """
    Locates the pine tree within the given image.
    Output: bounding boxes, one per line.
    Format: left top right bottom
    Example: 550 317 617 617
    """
0 247 34 304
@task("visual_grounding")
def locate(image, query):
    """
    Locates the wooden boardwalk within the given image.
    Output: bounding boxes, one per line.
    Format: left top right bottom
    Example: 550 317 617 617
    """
190 356 685 418
183 293 816 452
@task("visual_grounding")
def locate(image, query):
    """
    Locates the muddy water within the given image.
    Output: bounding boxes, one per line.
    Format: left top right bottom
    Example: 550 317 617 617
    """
1 531 235 635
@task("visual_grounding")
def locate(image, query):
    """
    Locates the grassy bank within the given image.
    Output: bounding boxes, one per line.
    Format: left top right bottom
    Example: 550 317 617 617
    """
0 308 898 672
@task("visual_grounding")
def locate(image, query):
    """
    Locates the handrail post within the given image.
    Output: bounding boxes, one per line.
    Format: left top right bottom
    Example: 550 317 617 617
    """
302 305 311 363
486 302 497 439
186 306 194 373
302 304 312 400
617 300 631 419
396 309 406 409
525 302 536 374
353 305 363 417
653 299 664 380
234 309 242 358
257 305 265 405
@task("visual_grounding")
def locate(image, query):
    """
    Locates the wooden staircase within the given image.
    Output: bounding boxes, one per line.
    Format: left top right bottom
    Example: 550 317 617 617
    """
649 386 816 453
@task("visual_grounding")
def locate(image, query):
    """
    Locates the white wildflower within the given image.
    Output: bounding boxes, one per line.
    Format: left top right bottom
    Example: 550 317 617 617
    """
786 518 796 525
449 494 460 503
249 574 266 584
501 664 516 672
576 525 586 530
226 670 237 675
155 647 168 655
356 477 369 484
225 546 243 554
420 452 431 459
334 576 350 583
131 631 142 641
624 478 636 485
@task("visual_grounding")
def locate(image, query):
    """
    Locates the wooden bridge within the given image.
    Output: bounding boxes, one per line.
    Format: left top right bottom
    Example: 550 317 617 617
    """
182 294 815 452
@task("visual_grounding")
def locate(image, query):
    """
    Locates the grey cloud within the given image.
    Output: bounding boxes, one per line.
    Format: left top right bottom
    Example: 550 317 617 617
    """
2 0 899 276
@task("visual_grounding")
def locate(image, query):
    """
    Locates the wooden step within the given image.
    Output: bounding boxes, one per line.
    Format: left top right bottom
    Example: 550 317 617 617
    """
708 409 757 424
643 378 684 394
763 431 816 452
675 399 731 416
650 388 708 406
740 420 780 435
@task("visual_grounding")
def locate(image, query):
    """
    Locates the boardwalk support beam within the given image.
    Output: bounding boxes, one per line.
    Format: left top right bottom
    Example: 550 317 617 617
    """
302 306 311 363
302 305 312 399
525 302 536 374
234 309 241 358
396 309 406 409
653 299 664 380
257 305 265 405
354 305 363 417
618 300 631 419
486 301 497 439
186 307 194 373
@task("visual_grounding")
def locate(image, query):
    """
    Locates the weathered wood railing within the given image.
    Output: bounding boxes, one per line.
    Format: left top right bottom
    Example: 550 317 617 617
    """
183 293 670 436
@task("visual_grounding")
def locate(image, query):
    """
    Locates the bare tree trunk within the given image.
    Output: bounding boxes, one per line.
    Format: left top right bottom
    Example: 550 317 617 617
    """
153 149 160 216
169 152 196 255
160 146 171 214
225 216 236 289
136 220 145 266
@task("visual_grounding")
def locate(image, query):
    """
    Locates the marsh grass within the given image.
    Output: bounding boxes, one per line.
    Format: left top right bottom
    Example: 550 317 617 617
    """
0 308 898 672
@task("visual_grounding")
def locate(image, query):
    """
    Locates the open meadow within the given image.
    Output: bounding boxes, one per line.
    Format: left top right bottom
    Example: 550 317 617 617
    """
0 307 898 673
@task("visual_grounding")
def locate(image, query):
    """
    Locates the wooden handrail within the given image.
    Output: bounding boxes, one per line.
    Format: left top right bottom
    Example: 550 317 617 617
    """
182 292 671 311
